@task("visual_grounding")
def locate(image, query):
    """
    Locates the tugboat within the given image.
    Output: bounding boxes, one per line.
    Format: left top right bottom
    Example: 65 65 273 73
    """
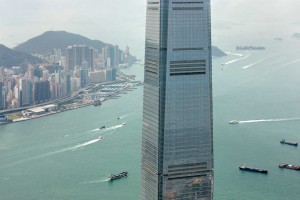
229 120 239 124
108 171 128 181
99 125 106 129
239 165 268 174
279 163 300 170
280 139 298 146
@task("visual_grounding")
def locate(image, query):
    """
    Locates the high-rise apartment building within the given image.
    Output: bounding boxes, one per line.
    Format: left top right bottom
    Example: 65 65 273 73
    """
114 45 120 68
34 81 51 104
19 78 33 106
0 82 3 109
80 68 89 87
141 1 213 200
66 45 97 72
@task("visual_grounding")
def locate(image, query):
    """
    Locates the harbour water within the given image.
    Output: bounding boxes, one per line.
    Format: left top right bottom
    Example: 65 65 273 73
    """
1 39 300 199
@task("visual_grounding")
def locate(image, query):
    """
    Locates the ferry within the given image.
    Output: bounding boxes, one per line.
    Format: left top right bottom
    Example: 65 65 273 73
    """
229 120 239 124
99 125 106 129
109 171 128 181
239 165 268 174
279 163 300 170
0 114 8 124
280 139 298 146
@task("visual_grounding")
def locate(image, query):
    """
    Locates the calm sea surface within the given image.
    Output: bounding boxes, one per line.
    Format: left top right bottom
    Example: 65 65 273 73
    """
1 39 300 199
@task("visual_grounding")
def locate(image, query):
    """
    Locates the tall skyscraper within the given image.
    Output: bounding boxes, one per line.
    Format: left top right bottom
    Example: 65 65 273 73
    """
0 82 3 109
19 78 33 106
34 81 51 104
65 45 98 72
80 68 89 87
141 1 213 200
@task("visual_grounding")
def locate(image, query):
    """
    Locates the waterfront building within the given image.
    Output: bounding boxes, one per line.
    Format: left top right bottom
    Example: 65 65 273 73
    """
70 77 80 93
1 88 7 109
80 68 89 87
34 81 51 104
114 45 120 68
0 82 3 109
65 73 71 95
19 78 33 107
112 68 117 81
105 69 112 81
141 1 213 200
89 71 106 83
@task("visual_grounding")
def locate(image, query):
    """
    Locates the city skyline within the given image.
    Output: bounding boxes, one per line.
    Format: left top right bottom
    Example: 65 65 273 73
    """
141 0 213 199
0 43 134 110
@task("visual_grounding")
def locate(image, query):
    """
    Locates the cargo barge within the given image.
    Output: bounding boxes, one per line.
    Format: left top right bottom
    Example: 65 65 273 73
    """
239 165 268 174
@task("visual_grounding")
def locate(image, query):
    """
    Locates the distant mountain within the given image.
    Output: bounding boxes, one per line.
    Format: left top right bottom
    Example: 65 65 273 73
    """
14 31 110 55
292 33 300 39
0 44 44 67
212 46 227 57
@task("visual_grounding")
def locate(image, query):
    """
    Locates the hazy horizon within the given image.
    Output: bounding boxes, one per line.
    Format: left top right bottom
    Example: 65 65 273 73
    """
1 0 299 58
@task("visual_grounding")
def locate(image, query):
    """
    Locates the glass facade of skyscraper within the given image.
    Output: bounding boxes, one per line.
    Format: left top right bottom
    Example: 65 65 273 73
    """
141 1 213 199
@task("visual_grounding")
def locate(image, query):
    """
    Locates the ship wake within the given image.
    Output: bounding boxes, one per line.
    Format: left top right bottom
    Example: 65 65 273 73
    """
239 118 300 124
80 178 110 184
0 138 102 169
223 54 250 66
242 55 276 69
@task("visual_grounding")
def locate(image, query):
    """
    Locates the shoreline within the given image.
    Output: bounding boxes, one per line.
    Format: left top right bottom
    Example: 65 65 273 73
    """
0 68 143 126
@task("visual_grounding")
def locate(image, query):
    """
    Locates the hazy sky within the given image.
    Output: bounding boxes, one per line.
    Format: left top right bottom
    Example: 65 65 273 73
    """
0 0 299 57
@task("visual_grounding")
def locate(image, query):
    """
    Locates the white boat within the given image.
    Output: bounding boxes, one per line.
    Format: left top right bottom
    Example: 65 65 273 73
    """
229 120 239 124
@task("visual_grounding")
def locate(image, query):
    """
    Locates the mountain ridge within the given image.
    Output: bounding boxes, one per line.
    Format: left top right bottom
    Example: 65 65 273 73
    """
14 31 111 55
0 44 44 67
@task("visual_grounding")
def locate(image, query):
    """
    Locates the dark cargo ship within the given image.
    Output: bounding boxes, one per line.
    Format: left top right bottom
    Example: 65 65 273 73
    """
280 139 298 146
109 171 128 181
279 163 300 170
239 165 268 174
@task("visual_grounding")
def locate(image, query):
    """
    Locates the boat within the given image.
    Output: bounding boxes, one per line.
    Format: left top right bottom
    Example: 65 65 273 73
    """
0 114 8 125
121 122 127 126
94 100 102 106
280 139 298 146
117 117 121 120
239 165 268 174
108 171 128 181
279 163 300 170
99 125 106 129
236 46 266 51
98 136 103 140
229 120 239 124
